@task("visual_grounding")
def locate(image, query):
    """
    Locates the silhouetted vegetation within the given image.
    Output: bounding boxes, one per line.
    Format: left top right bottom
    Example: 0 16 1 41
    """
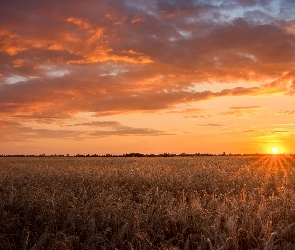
1 152 290 157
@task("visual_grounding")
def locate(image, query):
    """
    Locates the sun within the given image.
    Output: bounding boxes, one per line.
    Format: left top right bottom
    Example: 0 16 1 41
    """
272 147 279 154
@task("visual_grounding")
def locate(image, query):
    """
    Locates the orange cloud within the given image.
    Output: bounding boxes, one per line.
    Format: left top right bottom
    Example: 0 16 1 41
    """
0 31 28 55
220 106 263 116
278 110 295 115
1 0 295 153
13 59 24 68
131 17 146 24
67 17 91 29
0 118 170 143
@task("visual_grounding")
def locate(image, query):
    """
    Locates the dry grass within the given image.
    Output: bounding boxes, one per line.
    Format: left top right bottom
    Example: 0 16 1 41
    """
0 155 295 249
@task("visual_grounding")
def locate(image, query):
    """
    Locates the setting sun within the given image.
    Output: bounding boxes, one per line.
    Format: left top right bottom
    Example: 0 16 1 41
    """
272 147 279 154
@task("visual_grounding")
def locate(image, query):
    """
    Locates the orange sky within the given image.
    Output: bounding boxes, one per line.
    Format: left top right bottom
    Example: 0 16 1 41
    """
0 0 295 155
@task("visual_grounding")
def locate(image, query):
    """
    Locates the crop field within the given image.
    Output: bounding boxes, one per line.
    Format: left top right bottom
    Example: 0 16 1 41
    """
1 156 295 249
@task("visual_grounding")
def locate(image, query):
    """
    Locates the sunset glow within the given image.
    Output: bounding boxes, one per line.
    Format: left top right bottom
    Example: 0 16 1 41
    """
0 0 295 155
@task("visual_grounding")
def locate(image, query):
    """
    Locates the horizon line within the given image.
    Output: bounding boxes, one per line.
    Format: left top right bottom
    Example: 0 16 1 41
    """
1 152 294 157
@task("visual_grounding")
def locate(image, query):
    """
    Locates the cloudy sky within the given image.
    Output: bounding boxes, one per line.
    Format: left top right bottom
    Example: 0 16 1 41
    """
1 0 295 155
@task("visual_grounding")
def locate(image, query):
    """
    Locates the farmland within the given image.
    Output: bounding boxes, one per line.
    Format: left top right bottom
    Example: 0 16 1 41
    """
1 156 295 249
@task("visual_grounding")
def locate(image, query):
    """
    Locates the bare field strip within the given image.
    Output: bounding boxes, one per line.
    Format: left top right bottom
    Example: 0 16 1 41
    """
1 156 295 249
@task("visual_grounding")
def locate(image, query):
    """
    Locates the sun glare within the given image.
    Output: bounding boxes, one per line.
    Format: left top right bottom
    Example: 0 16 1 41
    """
272 147 279 154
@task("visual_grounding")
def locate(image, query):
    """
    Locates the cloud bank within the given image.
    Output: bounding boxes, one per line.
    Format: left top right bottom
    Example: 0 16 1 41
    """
0 0 295 148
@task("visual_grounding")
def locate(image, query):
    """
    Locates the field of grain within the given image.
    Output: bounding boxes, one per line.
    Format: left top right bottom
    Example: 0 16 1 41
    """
1 156 295 249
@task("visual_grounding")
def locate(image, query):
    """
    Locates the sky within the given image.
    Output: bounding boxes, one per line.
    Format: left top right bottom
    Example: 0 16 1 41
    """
0 0 295 155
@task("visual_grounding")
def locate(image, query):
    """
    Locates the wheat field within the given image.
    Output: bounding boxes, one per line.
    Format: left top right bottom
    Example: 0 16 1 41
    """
1 156 295 249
